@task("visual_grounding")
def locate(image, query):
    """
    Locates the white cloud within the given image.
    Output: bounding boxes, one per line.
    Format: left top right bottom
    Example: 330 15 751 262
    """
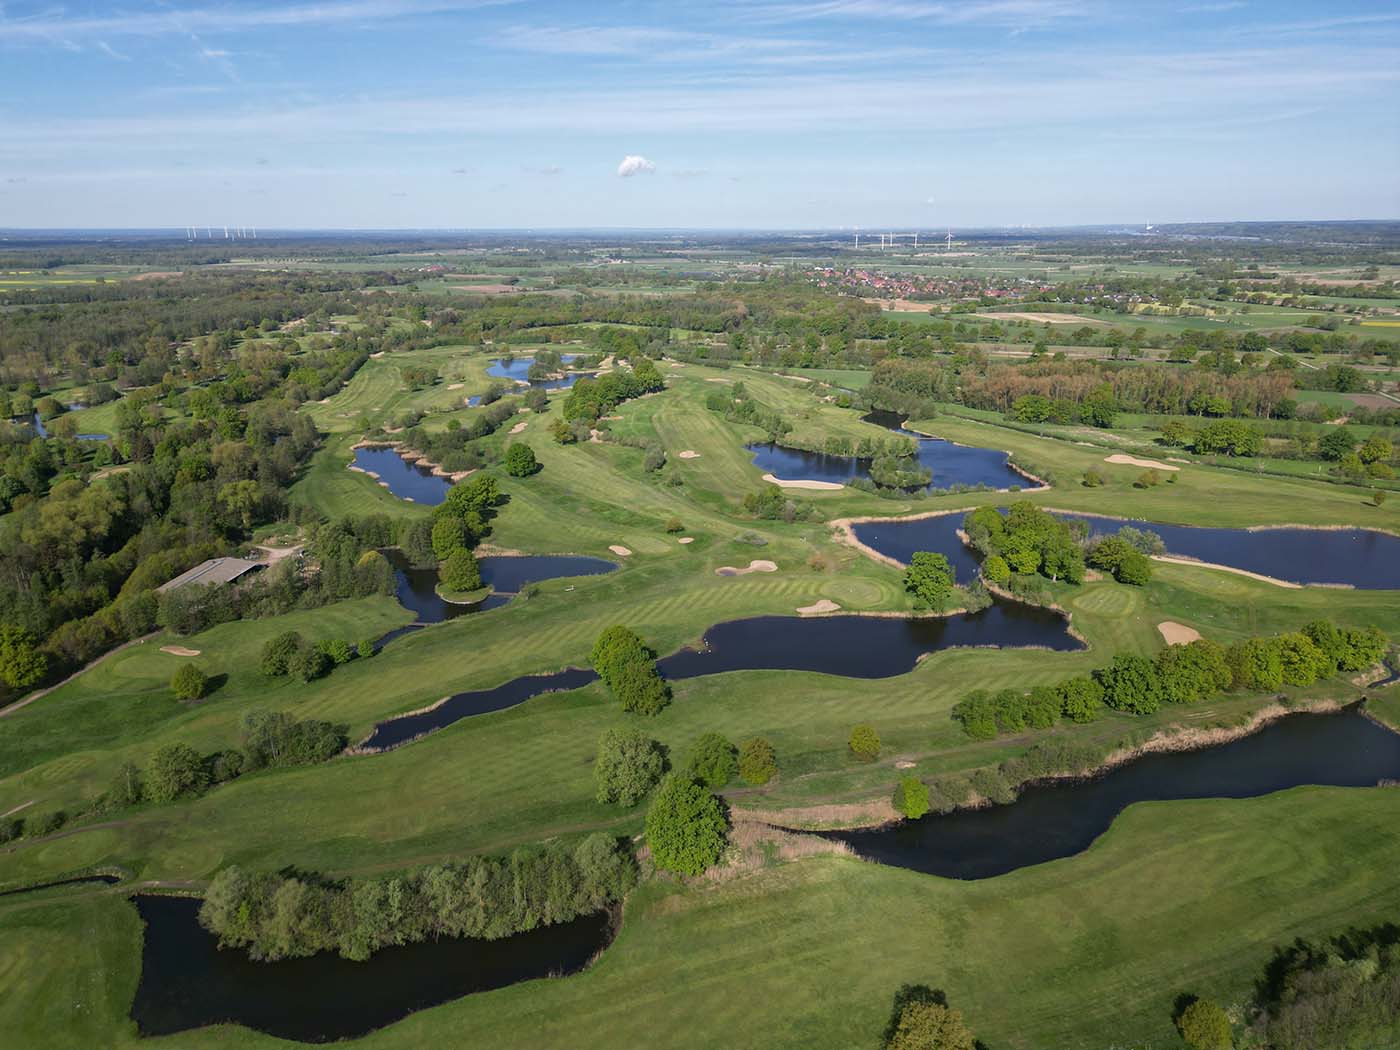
617 155 656 177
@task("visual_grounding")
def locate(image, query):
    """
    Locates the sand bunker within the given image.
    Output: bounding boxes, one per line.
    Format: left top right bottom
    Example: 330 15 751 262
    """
796 599 841 615
1104 454 1180 472
715 560 778 576
678 537 694 544
761 473 844 491
678 450 700 459
509 420 528 434
160 646 201 657
704 377 730 384
609 545 633 557
1157 622 1202 645
447 382 464 390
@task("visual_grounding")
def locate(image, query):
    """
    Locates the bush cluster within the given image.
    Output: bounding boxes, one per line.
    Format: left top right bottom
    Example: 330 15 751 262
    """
590 626 670 715
200 834 637 962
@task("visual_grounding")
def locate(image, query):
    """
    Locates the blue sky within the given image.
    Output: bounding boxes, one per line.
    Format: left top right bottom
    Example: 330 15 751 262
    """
2 0 1398 229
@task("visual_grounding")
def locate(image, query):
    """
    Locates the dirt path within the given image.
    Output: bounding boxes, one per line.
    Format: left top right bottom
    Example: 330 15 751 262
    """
0 632 160 719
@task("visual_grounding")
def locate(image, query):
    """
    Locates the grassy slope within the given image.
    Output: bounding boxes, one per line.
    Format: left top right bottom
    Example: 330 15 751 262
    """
6 787 1400 1050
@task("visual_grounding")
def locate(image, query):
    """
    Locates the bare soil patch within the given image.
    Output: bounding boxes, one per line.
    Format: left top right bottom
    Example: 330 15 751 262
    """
761 473 843 491
715 560 778 576
1104 454 1180 472
980 311 1113 326
1157 622 1202 646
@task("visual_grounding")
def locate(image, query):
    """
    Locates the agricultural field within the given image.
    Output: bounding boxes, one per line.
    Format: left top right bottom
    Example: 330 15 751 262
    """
2 226 1400 1049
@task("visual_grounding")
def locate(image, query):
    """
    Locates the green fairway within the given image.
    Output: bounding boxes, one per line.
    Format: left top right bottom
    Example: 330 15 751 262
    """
5 786 1400 1049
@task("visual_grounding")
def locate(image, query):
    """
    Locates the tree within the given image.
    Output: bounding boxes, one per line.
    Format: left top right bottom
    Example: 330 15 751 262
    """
893 776 930 819
1318 427 1356 461
108 760 144 807
981 554 1011 585
1176 998 1232 1050
260 631 304 677
849 723 881 761
738 738 777 785
885 998 976 1050
146 742 210 803
0 625 47 689
217 479 262 529
590 625 652 683
612 660 670 716
431 515 469 561
1275 631 1331 686
1057 675 1104 723
287 645 332 683
951 690 998 740
685 733 737 789
1358 435 1393 464
904 551 955 609
1227 637 1284 691
170 663 209 701
644 775 728 875
1096 653 1162 714
594 729 666 806
549 418 576 444
440 548 482 593
504 443 539 477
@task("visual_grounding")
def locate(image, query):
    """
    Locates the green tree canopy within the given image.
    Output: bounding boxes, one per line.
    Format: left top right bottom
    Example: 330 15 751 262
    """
644 775 728 875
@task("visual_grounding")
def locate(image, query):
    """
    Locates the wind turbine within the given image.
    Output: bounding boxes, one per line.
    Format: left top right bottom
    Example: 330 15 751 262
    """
945 229 953 251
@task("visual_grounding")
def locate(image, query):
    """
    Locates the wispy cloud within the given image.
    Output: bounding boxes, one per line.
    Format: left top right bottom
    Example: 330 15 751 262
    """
1178 1 1247 12
737 0 1087 27
0 0 517 42
96 40 131 61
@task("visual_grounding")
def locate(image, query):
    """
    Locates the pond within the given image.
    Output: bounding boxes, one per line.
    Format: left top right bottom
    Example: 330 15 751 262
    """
388 552 616 625
825 706 1400 880
360 605 1081 751
487 354 585 390
30 411 108 441
129 895 612 1043
851 509 1400 589
351 446 454 506
1059 513 1400 590
746 410 1028 492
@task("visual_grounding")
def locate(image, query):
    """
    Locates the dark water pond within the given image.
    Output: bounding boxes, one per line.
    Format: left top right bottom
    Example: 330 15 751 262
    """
352 446 453 505
827 706 1400 880
851 509 1400 590
389 553 616 624
361 606 1080 750
746 410 1026 491
130 895 611 1043
29 411 107 441
487 354 583 390
1060 513 1400 590
656 606 1079 681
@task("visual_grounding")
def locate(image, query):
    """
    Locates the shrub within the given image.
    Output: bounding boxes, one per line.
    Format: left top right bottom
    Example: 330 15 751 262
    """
613 661 671 716
1057 675 1104 723
287 645 332 683
968 767 1015 805
1372 489 1388 507
738 737 777 785
170 664 209 701
1082 468 1105 487
431 515 469 560
241 710 348 768
884 992 976 1050
981 554 1011 586
108 760 144 807
951 690 998 740
664 517 684 533
685 733 737 789
30 810 67 836
644 775 728 875
893 776 930 819
1176 998 1233 1050
594 729 667 806
357 639 375 659
849 723 881 761
440 548 482 592
259 631 303 677
904 551 955 609
146 742 210 803
1096 653 1162 714
314 639 355 665
504 443 539 477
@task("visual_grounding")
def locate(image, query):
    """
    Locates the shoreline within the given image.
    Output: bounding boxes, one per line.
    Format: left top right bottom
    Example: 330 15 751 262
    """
751 695 1371 833
350 439 476 483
